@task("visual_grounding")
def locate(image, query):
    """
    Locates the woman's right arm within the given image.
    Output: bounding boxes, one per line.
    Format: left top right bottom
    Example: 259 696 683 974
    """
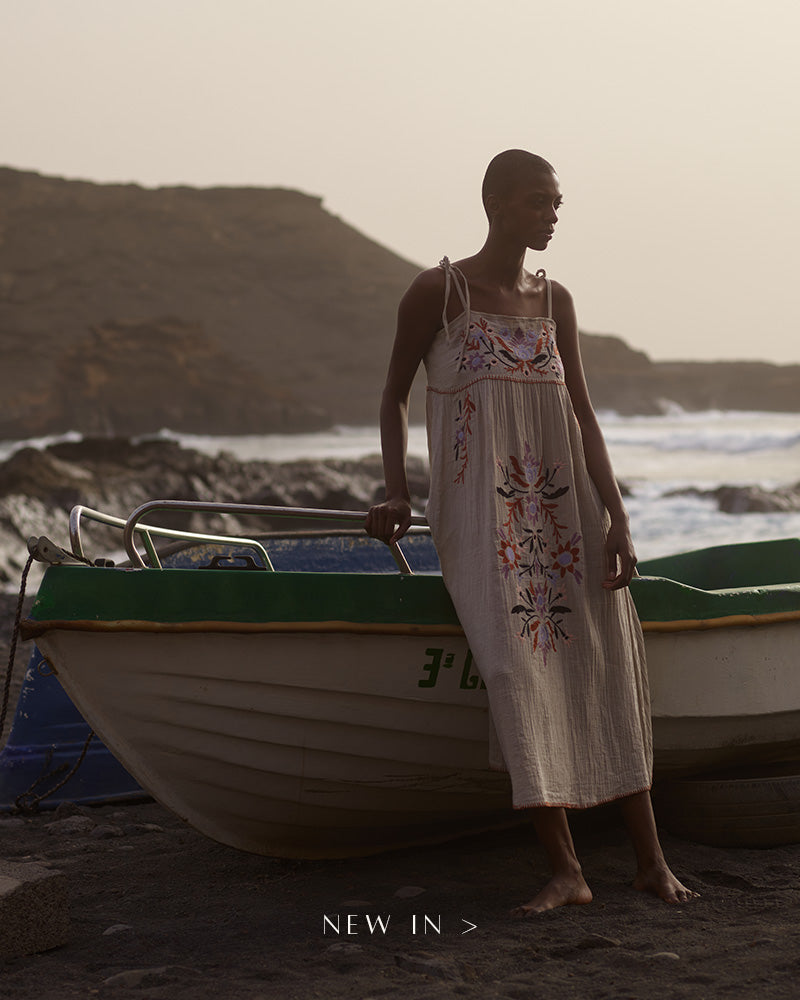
364 269 443 545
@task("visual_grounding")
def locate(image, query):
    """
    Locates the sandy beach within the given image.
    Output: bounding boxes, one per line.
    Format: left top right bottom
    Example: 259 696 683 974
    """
2 797 800 999
0 603 798 1000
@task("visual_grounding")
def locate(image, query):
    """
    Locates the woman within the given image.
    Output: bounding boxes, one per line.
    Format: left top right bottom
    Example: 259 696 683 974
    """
365 150 695 914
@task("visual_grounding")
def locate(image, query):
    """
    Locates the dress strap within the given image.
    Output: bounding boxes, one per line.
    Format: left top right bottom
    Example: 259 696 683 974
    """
535 268 552 319
440 256 472 370
439 256 471 335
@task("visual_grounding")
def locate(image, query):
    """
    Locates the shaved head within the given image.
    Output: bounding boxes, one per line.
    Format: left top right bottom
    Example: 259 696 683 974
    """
482 149 556 218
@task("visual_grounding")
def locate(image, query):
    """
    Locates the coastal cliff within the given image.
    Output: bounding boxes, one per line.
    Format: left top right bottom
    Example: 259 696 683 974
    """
0 167 796 436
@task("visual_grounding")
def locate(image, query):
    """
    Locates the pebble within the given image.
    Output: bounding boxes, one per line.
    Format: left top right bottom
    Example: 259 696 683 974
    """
322 941 367 972
90 825 124 840
121 823 164 836
53 801 90 820
576 934 622 950
0 817 26 829
45 815 95 835
394 885 426 899
101 965 203 988
395 951 452 979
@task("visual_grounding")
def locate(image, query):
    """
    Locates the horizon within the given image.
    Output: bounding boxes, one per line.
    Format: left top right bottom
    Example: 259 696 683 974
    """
3 0 799 366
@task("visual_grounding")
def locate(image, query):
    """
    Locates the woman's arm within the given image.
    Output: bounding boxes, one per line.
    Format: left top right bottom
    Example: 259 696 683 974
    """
552 282 637 590
364 269 443 545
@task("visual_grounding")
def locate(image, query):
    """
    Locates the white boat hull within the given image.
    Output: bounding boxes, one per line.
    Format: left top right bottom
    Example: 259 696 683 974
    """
646 618 800 773
38 629 514 857
36 614 800 856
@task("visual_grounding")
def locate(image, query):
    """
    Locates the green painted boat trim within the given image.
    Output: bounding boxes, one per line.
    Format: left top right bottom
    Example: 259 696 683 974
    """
24 565 462 631
634 537 800 624
637 537 800 591
630 577 800 624
22 543 800 637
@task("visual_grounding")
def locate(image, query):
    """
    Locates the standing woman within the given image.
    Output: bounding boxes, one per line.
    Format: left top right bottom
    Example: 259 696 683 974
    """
365 150 695 914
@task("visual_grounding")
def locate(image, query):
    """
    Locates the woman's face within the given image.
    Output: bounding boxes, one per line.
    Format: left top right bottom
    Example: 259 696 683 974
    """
492 170 562 251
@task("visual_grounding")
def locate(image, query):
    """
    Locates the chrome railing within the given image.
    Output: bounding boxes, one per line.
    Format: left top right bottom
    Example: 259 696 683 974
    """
70 504 274 570
124 501 428 574
71 501 428 575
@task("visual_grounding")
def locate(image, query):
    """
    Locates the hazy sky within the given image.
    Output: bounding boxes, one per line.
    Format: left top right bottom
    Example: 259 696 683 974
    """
4 0 800 364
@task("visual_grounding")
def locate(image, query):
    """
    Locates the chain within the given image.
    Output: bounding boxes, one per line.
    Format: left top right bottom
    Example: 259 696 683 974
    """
14 730 95 814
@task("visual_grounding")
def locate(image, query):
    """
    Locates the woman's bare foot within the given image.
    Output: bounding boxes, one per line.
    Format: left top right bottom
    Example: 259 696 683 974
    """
510 871 593 917
633 863 699 903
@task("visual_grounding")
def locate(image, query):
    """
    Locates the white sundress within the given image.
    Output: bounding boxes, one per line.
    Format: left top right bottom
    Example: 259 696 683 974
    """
423 257 653 810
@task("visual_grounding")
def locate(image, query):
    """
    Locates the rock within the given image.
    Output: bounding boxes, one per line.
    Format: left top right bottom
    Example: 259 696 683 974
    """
0 817 26 830
121 823 164 836
394 885 426 899
53 801 92 819
2 167 796 442
713 484 800 514
0 860 69 959
665 482 800 514
0 167 419 437
576 934 622 949
101 966 203 989
46 815 95 835
320 941 367 972
0 439 425 578
395 951 453 979
0 447 93 504
90 824 125 840
582 336 800 417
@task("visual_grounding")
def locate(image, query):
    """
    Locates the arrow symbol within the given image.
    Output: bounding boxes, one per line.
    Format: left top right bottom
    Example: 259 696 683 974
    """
461 919 477 934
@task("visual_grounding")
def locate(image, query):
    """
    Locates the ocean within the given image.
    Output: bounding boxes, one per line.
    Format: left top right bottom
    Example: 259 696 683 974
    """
3 410 799 562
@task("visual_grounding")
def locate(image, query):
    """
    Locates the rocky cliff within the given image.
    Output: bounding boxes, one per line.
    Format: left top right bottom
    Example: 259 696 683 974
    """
0 167 796 437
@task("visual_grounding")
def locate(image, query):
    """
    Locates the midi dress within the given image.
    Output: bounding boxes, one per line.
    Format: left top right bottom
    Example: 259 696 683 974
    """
423 258 653 810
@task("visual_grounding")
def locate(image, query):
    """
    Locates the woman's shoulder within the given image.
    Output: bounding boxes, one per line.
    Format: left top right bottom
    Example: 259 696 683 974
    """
399 264 448 313
548 277 575 312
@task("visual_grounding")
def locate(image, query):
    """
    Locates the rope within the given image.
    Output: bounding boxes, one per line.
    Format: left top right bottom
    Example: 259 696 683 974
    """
0 552 34 742
1 549 97 813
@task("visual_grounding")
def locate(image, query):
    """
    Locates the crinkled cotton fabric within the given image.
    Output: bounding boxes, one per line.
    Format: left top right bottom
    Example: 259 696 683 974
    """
423 258 652 809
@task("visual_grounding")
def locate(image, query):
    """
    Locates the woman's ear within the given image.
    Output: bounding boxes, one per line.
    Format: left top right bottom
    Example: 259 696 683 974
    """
485 193 500 222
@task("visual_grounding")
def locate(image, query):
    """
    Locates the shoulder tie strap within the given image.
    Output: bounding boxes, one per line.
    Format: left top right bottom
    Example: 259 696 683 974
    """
440 256 473 370
439 256 471 336
535 268 552 319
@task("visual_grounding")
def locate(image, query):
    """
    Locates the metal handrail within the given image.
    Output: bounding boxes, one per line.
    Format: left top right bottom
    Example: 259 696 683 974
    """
123 500 428 574
69 504 275 570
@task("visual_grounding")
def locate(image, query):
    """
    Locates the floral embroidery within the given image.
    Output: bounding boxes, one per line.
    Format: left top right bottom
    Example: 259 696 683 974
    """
460 317 564 380
453 391 475 484
496 444 582 662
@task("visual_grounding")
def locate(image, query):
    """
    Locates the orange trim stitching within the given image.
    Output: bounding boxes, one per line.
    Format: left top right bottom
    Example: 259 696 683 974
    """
428 375 566 395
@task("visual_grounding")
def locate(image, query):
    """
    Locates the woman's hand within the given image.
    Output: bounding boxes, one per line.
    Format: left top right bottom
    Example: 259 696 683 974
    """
364 497 412 546
603 519 638 590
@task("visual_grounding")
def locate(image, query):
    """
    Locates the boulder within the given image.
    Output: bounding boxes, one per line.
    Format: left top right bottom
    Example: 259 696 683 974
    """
0 861 69 959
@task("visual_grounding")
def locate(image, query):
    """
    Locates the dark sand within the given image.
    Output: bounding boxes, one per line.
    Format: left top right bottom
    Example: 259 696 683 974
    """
2 602 800 999
3 804 800 1000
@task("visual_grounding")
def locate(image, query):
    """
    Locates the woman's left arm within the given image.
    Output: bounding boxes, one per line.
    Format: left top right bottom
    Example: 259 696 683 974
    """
552 281 637 590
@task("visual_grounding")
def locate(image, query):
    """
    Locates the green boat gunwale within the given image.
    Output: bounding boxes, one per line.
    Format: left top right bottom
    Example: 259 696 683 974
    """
20 554 800 641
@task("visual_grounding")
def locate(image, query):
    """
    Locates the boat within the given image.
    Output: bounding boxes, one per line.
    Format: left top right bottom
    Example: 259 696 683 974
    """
5 500 800 856
633 537 800 777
